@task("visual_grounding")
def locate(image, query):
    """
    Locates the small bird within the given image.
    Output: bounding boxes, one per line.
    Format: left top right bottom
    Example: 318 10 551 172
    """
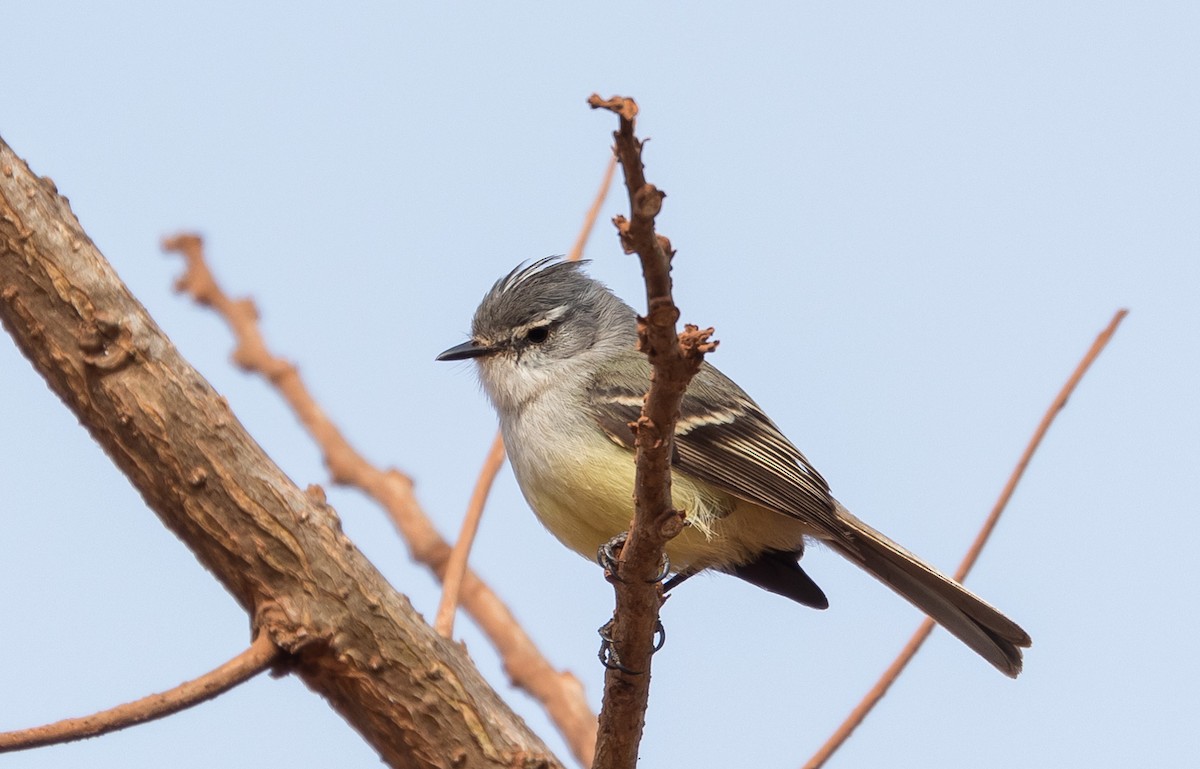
437 257 1031 676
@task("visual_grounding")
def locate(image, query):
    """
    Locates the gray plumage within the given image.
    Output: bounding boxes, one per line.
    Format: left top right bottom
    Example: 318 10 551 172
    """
438 257 1031 676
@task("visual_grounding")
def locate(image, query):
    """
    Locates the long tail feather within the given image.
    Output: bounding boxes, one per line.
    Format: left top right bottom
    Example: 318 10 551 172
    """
828 502 1031 677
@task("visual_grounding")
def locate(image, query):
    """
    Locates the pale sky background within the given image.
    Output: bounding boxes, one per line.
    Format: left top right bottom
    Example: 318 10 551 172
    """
2 3 1197 768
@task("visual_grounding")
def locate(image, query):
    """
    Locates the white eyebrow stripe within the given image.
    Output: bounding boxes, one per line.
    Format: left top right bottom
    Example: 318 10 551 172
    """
542 304 569 323
510 305 571 339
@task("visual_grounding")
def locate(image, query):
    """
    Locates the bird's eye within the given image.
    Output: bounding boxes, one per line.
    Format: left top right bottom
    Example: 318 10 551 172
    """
526 325 550 344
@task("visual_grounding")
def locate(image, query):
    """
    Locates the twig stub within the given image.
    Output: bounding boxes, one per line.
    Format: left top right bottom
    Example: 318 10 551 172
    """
587 94 639 122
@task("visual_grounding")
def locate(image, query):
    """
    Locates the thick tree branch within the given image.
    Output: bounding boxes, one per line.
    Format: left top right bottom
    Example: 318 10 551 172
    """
802 309 1127 769
0 632 280 753
162 233 596 765
587 95 715 769
0 136 562 769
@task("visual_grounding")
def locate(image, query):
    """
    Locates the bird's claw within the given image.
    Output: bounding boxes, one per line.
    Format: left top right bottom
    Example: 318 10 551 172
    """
649 552 671 584
596 531 671 584
597 618 666 674
596 532 628 581
597 618 637 673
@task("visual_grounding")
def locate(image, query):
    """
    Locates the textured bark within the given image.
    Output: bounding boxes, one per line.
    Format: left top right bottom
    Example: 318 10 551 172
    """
0 136 561 769
586 95 714 769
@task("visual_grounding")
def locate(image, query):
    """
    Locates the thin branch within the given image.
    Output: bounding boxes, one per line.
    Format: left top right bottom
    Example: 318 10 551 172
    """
802 308 1128 769
587 94 715 769
568 155 618 263
435 155 616 643
435 432 506 636
160 233 596 766
0 633 279 753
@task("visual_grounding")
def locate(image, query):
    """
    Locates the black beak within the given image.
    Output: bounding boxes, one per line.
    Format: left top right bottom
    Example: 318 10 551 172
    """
436 339 494 361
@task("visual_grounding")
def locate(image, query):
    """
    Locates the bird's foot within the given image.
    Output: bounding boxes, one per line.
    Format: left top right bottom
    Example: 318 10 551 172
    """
597 617 666 674
596 531 671 584
596 532 628 581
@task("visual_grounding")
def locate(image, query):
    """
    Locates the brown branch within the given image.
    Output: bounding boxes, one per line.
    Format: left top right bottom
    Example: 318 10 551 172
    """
0 136 562 769
435 155 617 645
435 432 506 637
587 94 715 769
0 633 279 753
160 232 595 767
802 308 1128 769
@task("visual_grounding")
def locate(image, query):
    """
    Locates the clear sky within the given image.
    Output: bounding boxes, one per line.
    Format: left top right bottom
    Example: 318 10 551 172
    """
2 3 1197 768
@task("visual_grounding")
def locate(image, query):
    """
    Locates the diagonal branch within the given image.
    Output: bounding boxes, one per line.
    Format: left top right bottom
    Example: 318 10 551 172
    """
0 135 560 769
587 94 716 769
435 431 506 637
0 633 279 753
802 308 1128 769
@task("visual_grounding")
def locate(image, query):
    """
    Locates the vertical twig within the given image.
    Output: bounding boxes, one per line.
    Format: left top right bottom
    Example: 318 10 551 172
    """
586 94 715 769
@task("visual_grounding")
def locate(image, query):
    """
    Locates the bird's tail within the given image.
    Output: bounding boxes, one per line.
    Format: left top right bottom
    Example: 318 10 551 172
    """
827 502 1031 677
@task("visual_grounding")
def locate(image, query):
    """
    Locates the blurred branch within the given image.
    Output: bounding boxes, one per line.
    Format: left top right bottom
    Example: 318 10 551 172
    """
435 155 617 647
568 156 618 263
435 432 506 637
587 94 715 769
162 233 596 765
802 308 1128 769
0 633 279 753
0 135 560 768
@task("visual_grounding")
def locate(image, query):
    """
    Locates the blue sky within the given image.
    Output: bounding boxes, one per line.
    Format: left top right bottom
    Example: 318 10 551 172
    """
2 3 1197 767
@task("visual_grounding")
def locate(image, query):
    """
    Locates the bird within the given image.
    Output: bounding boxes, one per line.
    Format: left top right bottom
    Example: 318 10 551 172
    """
437 257 1031 676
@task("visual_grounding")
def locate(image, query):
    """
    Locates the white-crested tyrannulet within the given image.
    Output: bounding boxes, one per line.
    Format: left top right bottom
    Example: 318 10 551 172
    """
437 257 1030 676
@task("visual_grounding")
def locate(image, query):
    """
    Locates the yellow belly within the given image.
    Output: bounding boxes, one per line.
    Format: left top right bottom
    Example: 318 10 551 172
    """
514 437 811 571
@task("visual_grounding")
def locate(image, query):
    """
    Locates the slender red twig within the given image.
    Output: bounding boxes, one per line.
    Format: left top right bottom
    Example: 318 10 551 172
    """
802 308 1128 769
0 633 279 753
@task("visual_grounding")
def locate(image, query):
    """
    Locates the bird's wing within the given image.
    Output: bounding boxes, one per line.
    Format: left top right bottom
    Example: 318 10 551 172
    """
587 355 1031 675
586 356 847 540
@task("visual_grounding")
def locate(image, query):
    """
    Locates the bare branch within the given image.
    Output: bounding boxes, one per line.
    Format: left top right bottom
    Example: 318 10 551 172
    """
802 308 1128 769
435 432 507 637
0 136 562 769
587 94 715 769
567 155 618 263
0 633 279 753
161 232 594 766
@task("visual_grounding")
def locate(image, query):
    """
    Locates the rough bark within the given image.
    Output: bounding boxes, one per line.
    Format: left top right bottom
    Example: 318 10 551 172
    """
0 136 562 769
586 95 714 769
